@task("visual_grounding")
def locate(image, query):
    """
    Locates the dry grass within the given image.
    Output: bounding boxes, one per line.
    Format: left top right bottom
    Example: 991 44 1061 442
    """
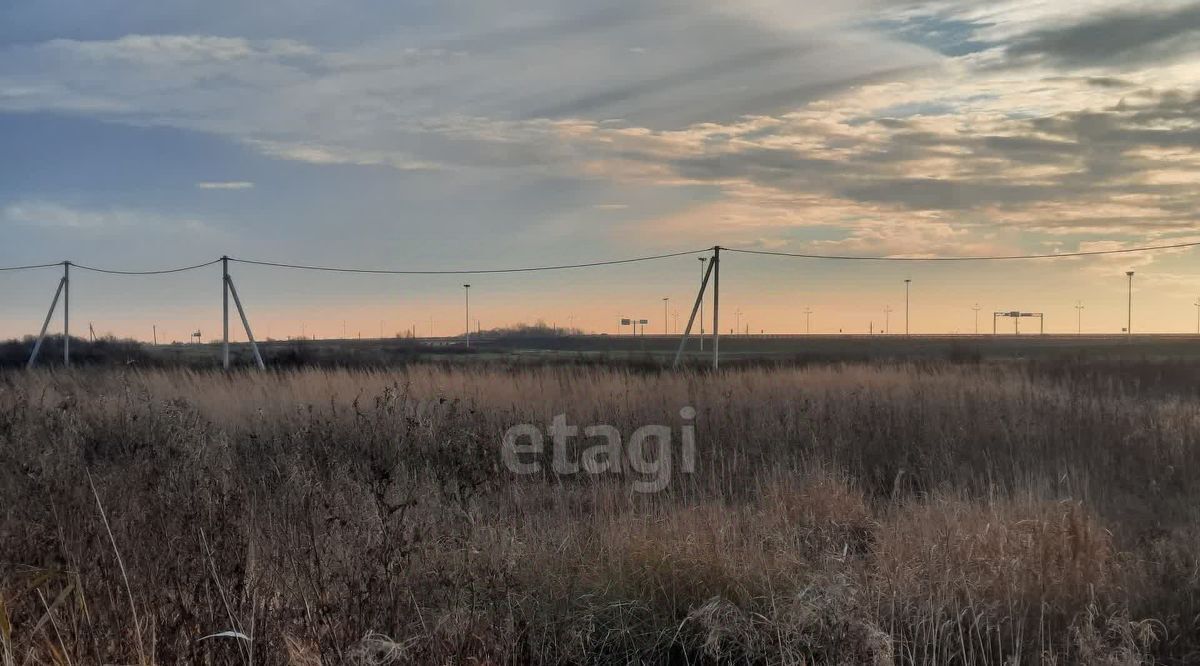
1 361 1198 664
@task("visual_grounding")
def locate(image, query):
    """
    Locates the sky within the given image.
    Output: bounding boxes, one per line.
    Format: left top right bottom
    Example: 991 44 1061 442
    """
3 0 1200 340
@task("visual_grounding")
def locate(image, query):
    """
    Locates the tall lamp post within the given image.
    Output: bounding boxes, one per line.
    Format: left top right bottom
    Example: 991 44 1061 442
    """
463 284 471 348
1125 271 1134 337
904 279 912 336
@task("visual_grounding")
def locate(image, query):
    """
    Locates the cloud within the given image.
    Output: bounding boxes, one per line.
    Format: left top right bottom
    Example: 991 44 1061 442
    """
4 201 138 229
1005 2 1200 68
196 181 254 190
0 0 939 176
3 0 1200 262
2 201 215 234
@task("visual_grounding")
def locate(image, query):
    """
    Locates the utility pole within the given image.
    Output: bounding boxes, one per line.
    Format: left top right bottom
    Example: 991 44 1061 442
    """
1126 271 1134 337
712 246 720 370
222 256 229 370
734 309 743 335
1194 298 1200 335
904 279 912 336
27 265 68 369
698 257 706 352
152 324 157 346
672 251 716 368
804 307 812 334
463 284 471 348
1075 301 1085 335
225 266 266 370
63 262 70 367
972 304 980 335
663 297 669 335
884 306 892 334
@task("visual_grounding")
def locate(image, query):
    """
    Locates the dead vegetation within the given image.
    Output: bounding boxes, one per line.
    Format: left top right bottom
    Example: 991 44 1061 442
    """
0 362 1197 664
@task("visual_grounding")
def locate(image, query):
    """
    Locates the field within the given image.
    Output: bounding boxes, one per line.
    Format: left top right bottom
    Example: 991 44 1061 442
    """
10 332 1200 371
1 358 1199 664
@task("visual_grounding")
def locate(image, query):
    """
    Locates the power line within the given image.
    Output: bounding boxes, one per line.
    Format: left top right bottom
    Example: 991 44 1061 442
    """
71 259 223 275
722 240 1200 261
227 249 711 274
2 237 1199 275
0 261 62 272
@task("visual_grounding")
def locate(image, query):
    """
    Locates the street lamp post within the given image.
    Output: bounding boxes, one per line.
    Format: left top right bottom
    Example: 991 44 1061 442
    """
1126 271 1134 337
905 279 912 336
463 284 471 348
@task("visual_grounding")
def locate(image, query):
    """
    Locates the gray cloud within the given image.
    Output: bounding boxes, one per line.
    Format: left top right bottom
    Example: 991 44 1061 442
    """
1006 2 1200 67
0 0 938 178
838 178 1058 209
604 85 1200 236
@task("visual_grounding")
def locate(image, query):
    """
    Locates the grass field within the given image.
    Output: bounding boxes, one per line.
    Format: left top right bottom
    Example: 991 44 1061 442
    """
1 359 1199 664
12 332 1200 372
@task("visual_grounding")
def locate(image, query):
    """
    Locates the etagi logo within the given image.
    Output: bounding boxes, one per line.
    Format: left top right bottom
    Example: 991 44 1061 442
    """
501 407 697 493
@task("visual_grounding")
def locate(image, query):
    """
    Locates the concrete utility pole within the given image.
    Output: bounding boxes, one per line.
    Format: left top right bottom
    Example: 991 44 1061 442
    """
884 306 892 334
1194 298 1200 334
698 257 706 351
972 304 980 335
225 269 266 370
712 246 720 370
663 297 669 335
63 262 70 368
1075 301 1085 335
1126 271 1134 337
27 266 68 369
222 256 230 370
734 308 742 335
904 279 912 336
673 250 716 368
804 307 812 334
463 284 471 348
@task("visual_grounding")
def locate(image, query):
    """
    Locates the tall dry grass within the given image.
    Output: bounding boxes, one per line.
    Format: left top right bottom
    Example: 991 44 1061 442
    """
0 362 1197 664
